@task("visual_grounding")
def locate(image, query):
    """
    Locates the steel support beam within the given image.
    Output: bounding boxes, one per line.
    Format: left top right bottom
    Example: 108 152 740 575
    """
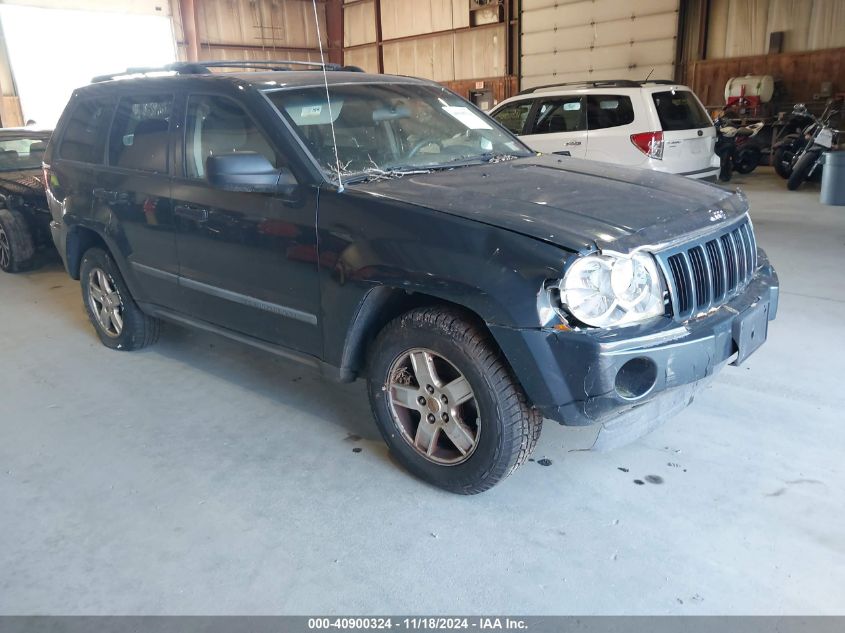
178 0 200 62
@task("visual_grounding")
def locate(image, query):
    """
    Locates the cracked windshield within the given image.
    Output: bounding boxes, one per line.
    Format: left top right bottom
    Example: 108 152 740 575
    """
266 83 530 181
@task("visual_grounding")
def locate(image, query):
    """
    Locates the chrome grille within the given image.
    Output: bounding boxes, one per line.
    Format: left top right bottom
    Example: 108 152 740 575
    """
660 218 757 320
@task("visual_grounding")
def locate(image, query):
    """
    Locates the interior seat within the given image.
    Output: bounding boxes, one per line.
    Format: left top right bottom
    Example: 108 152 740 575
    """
116 119 169 172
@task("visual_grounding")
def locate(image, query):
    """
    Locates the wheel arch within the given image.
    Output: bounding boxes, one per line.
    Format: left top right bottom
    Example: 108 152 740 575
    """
338 285 499 381
65 224 110 280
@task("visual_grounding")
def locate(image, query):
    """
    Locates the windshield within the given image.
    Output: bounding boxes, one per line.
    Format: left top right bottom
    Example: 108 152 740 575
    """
0 136 49 172
265 83 531 181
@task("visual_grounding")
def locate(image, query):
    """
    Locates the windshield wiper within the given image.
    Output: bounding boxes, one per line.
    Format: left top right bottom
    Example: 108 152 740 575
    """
421 152 524 170
341 167 433 184
334 153 526 185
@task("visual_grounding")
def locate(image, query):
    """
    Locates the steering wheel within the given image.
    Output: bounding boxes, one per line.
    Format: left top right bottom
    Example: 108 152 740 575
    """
407 137 442 158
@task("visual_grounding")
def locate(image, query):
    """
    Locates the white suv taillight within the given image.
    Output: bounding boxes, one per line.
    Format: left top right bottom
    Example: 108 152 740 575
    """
630 131 664 160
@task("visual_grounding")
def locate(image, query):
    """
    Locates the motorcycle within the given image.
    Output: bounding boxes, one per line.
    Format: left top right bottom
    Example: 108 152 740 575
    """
786 114 840 190
772 103 816 179
777 100 841 186
713 117 765 181
733 121 765 174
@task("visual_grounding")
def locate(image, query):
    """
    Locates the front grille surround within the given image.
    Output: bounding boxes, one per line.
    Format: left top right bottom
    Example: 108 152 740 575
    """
657 217 758 321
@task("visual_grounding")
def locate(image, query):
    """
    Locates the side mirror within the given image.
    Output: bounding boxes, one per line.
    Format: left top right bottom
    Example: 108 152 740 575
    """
206 152 298 197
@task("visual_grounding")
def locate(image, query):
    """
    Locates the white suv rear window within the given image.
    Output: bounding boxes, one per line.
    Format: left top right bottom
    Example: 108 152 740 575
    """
651 90 712 130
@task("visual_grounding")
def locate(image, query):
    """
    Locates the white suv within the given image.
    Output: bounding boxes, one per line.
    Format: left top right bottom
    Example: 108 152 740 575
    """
490 80 719 180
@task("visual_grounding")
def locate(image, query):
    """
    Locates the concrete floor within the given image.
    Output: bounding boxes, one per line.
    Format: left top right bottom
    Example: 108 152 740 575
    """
1 168 843 615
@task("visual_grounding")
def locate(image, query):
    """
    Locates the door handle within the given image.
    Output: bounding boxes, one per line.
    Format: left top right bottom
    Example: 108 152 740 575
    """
174 204 209 222
92 188 129 204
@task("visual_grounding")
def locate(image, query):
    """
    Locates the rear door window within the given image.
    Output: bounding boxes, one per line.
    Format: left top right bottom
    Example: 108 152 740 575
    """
651 90 712 130
108 95 174 173
586 95 635 129
530 97 585 134
58 98 114 164
491 100 533 135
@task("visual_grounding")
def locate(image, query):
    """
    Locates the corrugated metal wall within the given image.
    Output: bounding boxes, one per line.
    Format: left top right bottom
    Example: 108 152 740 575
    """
520 0 679 89
172 0 325 63
342 0 377 69
343 0 506 83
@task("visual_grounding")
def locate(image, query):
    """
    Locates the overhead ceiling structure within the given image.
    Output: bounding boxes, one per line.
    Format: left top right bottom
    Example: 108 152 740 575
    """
520 0 680 89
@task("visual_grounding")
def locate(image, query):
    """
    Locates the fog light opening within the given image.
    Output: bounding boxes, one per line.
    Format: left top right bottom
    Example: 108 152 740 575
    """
615 357 658 400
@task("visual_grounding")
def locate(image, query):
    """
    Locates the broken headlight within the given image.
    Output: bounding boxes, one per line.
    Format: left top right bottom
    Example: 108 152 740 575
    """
554 252 667 328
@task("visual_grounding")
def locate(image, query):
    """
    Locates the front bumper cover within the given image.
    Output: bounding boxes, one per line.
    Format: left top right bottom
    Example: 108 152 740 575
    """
490 250 778 447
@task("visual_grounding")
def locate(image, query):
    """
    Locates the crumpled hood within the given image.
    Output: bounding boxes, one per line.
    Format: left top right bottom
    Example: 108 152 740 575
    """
352 155 747 253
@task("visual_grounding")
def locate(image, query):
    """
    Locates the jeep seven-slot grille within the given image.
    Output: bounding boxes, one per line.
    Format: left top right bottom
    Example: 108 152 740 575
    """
662 219 757 320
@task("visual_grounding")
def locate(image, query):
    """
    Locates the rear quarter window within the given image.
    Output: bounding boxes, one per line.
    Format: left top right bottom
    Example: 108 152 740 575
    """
57 98 114 164
108 95 173 173
651 90 712 130
586 95 635 130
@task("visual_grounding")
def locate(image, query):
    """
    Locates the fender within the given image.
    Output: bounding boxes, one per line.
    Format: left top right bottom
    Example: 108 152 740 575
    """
316 190 573 378
63 219 148 304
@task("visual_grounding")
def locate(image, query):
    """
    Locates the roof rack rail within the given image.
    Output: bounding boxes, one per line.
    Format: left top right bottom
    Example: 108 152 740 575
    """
518 78 679 94
91 60 364 83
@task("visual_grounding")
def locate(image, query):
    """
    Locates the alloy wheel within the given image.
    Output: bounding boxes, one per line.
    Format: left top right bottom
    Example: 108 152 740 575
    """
87 267 124 338
0 226 10 270
386 348 481 465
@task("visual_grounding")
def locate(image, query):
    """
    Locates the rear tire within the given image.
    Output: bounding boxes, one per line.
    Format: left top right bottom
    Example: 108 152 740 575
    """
773 137 798 178
787 151 819 191
367 306 542 494
79 247 160 351
734 147 761 174
0 208 35 273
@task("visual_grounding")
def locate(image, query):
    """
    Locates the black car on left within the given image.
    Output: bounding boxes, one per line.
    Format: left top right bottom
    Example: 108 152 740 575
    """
0 127 52 272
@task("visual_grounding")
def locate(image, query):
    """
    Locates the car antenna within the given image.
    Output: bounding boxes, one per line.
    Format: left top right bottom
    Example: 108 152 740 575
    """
644 68 654 83
311 0 344 193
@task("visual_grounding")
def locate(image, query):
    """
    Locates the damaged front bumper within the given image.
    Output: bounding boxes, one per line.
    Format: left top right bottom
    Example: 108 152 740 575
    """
490 250 779 449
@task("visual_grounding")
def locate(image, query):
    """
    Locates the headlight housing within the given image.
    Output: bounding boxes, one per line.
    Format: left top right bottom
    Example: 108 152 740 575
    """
554 252 667 327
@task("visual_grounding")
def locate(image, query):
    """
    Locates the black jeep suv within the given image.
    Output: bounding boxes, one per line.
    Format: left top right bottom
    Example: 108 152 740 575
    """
43 62 778 494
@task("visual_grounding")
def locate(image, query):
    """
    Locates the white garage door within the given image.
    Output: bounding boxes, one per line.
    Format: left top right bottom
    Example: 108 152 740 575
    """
521 0 680 90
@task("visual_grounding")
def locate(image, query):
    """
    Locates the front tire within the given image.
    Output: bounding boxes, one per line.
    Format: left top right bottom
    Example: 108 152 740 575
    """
79 247 160 350
718 153 733 182
367 307 542 494
787 151 820 191
0 208 35 273
773 137 798 178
